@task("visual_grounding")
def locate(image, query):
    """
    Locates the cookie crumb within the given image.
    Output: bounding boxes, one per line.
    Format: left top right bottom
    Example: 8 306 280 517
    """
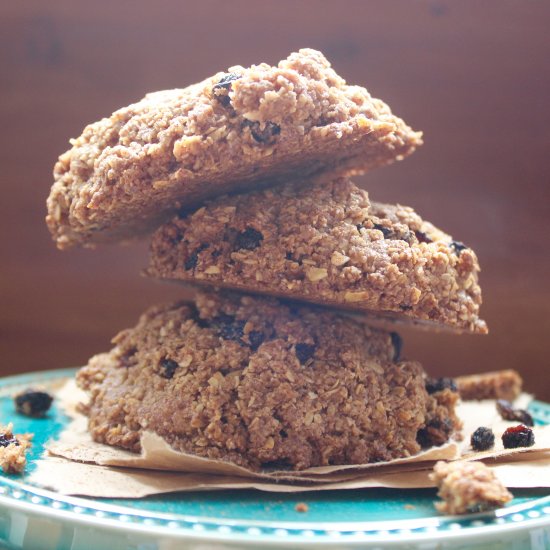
430 461 512 515
0 423 32 474
404 504 416 510
456 370 522 401
295 502 309 513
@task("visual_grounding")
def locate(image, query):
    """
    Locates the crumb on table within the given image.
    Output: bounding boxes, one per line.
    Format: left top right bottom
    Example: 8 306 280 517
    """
295 502 309 513
430 460 512 515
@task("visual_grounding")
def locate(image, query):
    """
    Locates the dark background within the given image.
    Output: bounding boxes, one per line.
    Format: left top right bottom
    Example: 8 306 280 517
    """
2 1 549 398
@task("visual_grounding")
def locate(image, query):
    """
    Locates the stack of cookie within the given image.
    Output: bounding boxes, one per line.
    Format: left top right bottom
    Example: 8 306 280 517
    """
46 49 485 471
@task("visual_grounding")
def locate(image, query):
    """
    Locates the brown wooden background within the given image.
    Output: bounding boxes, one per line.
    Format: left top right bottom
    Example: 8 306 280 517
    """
2 1 549 399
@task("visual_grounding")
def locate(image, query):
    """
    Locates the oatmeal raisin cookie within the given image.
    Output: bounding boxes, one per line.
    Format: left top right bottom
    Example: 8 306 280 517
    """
77 291 459 471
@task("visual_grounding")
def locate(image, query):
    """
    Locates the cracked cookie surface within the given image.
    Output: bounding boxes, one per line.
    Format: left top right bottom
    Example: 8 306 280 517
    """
148 178 486 333
76 291 459 471
47 48 421 249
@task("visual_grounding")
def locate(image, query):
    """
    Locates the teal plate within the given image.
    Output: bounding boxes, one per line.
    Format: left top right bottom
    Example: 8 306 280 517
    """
1 369 550 549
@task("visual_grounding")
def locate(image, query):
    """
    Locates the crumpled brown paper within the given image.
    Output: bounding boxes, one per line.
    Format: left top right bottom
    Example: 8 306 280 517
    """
29 380 550 497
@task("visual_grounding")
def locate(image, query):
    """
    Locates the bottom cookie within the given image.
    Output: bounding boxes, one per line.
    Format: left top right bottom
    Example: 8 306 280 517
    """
77 291 461 471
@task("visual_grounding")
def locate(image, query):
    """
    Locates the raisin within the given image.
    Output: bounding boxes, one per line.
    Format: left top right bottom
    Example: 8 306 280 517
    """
414 230 433 244
450 240 467 255
502 424 535 448
184 243 209 270
213 314 246 343
212 73 241 106
399 304 413 311
244 120 281 144
0 433 19 448
159 358 179 379
295 343 315 364
248 331 265 351
425 377 457 394
471 427 495 451
496 400 534 427
417 417 453 447
14 389 53 418
373 223 393 239
234 228 263 251
390 332 402 362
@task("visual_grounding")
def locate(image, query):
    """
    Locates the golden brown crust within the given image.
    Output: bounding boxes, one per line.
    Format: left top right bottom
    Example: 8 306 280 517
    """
46 49 421 249
148 178 486 333
76 291 459 471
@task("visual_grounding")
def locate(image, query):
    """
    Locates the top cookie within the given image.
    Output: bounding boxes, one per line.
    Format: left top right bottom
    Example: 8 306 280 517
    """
46 48 421 249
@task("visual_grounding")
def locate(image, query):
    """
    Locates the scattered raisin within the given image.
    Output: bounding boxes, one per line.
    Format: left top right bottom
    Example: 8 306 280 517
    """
243 120 281 144
502 424 535 449
390 332 402 362
414 230 433 244
373 223 393 239
295 343 315 364
14 389 53 418
212 72 241 106
496 400 534 427
417 417 453 447
184 243 209 270
471 427 495 451
234 228 263 251
450 241 467 255
248 331 265 351
0 433 19 448
159 358 179 379
425 377 457 394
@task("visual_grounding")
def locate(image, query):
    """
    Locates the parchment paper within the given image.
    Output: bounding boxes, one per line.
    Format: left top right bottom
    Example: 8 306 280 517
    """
29 380 550 497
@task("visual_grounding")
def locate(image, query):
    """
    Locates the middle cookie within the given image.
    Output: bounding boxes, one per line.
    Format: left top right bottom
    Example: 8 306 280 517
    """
148 177 486 334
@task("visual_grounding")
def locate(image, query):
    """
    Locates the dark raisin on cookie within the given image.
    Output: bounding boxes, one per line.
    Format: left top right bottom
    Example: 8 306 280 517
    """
234 228 263 251
414 230 433 244
450 241 467 255
184 243 209 270
496 400 534 427
399 304 413 311
243 120 281 144
14 389 53 418
417 417 453 447
212 73 242 106
0 432 20 448
390 332 402 362
471 427 495 451
425 377 458 394
502 424 535 448
159 358 179 379
373 223 393 239
295 343 315 364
